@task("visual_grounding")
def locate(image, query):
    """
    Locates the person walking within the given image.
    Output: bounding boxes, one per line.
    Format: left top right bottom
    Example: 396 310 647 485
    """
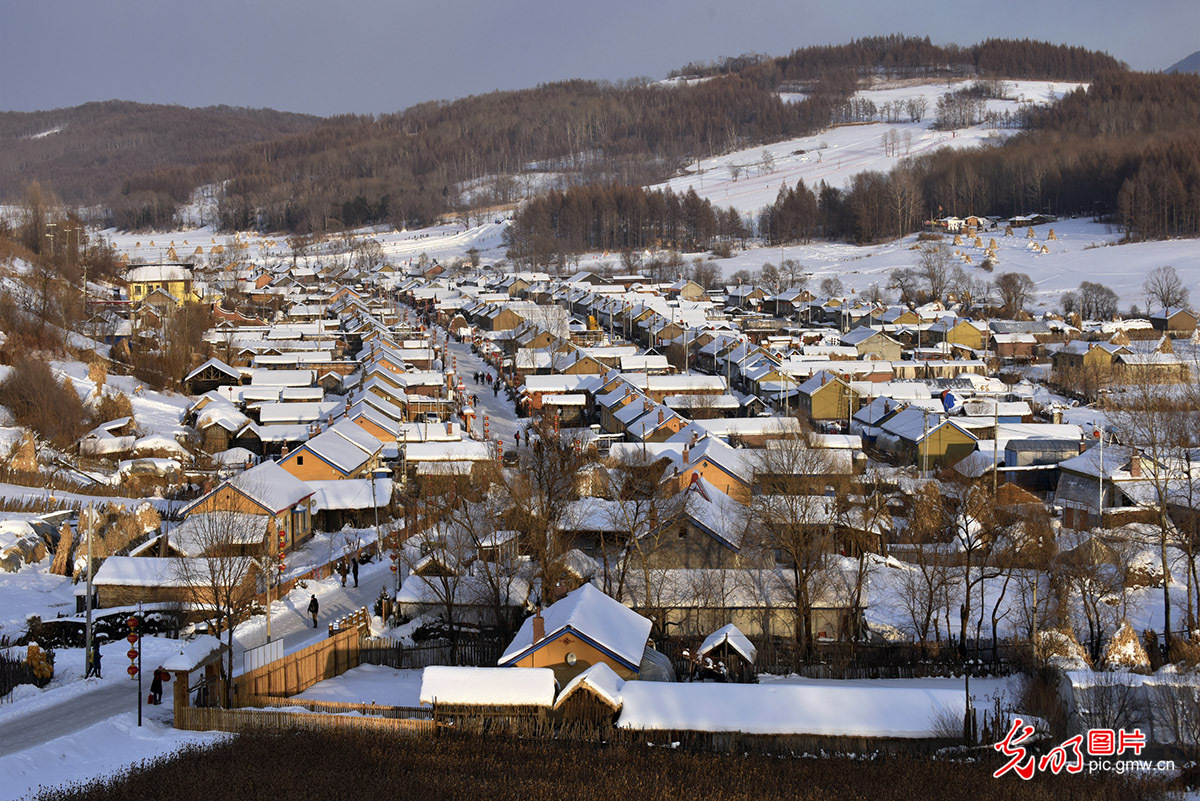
308 594 320 628
351 556 359 588
337 559 349 587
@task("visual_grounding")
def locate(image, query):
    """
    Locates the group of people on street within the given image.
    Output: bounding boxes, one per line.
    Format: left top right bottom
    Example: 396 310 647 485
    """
335 556 359 588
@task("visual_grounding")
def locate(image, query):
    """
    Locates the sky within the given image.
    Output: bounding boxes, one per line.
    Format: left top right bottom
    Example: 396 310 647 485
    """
1 0 1197 117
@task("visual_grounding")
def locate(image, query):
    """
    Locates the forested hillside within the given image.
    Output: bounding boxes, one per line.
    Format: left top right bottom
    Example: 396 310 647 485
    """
2 37 1143 238
508 70 1200 258
0 101 320 205
672 35 1126 83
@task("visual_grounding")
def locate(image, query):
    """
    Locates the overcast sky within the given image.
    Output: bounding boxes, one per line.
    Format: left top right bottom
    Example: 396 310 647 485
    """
1 0 1196 117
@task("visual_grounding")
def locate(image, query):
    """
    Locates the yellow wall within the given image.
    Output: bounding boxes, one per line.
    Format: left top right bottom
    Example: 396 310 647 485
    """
515 631 637 686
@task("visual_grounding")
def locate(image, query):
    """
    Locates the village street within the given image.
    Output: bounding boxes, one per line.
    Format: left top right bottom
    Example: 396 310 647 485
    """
445 338 523 450
0 557 396 759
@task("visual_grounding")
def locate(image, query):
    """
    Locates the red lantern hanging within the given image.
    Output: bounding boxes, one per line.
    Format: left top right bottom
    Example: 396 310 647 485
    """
390 564 397 572
127 665 139 676
127 648 139 661
126 633 138 644
127 617 138 629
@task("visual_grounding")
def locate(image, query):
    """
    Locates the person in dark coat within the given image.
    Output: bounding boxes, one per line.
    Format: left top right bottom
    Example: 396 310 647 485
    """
337 558 349 587
88 639 102 678
351 556 359 587
308 594 320 628
150 666 165 704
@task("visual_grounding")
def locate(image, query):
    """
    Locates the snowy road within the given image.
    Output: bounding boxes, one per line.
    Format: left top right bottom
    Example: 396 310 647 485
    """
0 681 129 759
446 339 524 451
0 557 398 760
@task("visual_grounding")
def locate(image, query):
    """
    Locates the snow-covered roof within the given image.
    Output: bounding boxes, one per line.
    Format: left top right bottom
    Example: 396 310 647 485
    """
307 478 392 511
616 681 964 737
160 635 226 672
93 556 252 587
403 441 491 462
697 623 757 664
224 460 314 513
553 662 625 711
500 583 652 671
419 666 555 707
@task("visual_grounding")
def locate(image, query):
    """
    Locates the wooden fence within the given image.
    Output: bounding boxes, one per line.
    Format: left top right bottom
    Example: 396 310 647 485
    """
235 695 431 720
234 627 361 699
656 637 1025 680
176 704 435 735
360 636 505 669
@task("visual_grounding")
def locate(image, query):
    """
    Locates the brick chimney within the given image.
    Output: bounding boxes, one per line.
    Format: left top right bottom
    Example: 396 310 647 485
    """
532 609 545 643
657 409 664 424
280 444 290 458
445 420 453 436
1130 456 1141 478
682 443 690 464
1079 439 1087 454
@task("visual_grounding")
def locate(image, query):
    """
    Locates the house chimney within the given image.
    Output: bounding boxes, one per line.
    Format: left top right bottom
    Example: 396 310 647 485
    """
658 409 664 424
280 444 290 458
682 443 690 464
1079 439 1087 454
446 420 453 436
820 373 826 386
532 609 545 643
1130 456 1141 478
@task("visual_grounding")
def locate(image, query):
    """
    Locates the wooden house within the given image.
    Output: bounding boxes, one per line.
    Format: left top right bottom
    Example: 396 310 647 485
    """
182 461 315 551
1149 307 1196 335
499 583 655 686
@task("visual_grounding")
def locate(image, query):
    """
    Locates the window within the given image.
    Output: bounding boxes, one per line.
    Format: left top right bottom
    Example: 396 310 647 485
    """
296 455 304 466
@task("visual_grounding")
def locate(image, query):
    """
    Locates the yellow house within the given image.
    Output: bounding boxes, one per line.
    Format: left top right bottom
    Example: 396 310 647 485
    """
182 461 315 552
931 319 985 351
125 263 198 305
499 583 652 685
797 372 859 423
278 420 381 482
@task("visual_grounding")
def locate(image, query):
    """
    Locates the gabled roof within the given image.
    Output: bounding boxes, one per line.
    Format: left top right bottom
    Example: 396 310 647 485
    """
203 460 314 515
500 583 652 672
185 357 241 382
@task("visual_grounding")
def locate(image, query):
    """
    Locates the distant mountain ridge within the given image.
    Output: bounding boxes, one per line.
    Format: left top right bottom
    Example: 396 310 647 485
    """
0 36 1136 232
0 101 320 203
1165 51 1200 74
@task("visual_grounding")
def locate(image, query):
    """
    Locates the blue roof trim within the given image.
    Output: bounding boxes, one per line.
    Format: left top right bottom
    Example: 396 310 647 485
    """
500 625 640 672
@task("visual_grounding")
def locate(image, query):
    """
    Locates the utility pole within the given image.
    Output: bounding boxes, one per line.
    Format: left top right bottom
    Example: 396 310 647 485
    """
84 504 94 677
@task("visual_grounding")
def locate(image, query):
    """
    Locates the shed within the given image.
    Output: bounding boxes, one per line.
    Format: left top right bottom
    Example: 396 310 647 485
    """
552 661 624 725
694 623 757 683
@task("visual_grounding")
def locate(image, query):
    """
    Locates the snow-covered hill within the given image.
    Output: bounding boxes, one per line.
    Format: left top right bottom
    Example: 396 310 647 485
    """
651 79 1084 215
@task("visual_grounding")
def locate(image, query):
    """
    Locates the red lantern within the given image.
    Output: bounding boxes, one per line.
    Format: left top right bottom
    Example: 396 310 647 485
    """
127 648 139 661
127 665 139 676
127 617 138 629
390 564 397 572
126 633 138 644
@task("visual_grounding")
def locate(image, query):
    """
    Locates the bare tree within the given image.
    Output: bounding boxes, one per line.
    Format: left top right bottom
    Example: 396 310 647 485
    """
819 276 844 297
917 242 954 302
898 482 955 646
890 267 922 303
1143 266 1190 311
498 415 594 606
745 430 840 661
172 510 268 707
994 272 1036 317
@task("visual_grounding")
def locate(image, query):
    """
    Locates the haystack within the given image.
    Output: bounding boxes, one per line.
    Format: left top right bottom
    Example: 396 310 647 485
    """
1100 620 1150 671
